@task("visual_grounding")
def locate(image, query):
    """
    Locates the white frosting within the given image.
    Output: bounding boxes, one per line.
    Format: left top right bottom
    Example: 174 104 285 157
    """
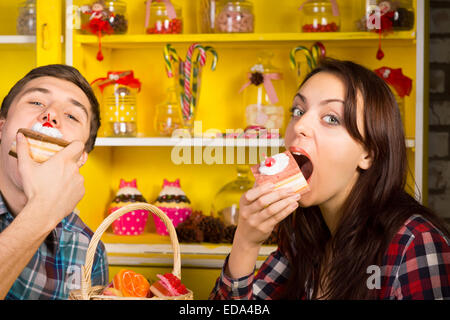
259 153 289 175
116 187 142 196
158 186 186 197
31 122 63 139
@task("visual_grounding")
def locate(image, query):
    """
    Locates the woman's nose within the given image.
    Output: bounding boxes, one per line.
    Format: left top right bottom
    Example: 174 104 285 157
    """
292 113 313 138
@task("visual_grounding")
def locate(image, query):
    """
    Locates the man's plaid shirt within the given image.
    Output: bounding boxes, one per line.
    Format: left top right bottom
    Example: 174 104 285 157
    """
210 214 450 300
0 194 108 299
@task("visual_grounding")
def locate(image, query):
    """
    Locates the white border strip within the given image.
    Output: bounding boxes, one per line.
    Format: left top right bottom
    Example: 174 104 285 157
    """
65 0 73 66
415 0 424 203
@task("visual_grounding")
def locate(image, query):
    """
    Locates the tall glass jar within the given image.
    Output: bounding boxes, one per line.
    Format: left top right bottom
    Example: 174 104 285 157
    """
17 0 36 35
154 86 183 136
198 0 217 33
243 51 285 134
215 0 254 33
145 0 183 34
80 0 129 34
212 165 254 226
300 0 340 32
104 84 138 137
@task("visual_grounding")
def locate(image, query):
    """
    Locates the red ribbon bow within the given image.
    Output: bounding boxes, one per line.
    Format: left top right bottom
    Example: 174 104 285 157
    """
91 71 142 93
374 67 412 98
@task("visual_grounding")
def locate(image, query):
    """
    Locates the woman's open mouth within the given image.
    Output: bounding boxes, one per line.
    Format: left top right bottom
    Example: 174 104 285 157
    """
289 146 314 183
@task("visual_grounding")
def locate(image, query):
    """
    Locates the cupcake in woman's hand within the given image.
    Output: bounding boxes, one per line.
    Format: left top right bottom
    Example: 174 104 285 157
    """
9 118 69 163
251 151 310 195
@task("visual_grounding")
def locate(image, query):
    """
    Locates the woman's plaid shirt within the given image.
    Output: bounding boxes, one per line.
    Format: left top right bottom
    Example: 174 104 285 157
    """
210 214 450 300
0 194 108 299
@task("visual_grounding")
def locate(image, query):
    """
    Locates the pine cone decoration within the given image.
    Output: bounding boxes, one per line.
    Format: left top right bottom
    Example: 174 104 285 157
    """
250 72 264 86
223 225 237 243
176 224 204 243
198 216 225 243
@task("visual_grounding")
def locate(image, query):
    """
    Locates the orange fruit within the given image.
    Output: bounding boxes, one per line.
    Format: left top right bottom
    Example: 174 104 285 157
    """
113 269 150 298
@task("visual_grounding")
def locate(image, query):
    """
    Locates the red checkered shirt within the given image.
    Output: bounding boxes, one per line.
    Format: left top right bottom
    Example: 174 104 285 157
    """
209 214 450 300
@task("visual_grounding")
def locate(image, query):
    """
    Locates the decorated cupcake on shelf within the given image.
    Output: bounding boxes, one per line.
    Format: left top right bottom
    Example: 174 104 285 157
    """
153 179 192 235
108 179 149 236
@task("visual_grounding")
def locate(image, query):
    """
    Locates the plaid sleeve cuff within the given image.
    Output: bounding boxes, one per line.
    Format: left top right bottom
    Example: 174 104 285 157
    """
219 254 256 299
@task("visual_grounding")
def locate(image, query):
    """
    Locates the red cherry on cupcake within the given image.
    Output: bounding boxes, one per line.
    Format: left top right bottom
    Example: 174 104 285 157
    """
265 157 276 167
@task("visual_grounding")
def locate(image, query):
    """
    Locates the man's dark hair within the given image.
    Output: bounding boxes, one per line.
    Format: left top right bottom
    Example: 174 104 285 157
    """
1 64 101 153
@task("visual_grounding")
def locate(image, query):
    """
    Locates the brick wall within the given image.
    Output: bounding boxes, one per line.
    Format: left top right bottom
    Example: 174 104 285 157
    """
429 1 450 221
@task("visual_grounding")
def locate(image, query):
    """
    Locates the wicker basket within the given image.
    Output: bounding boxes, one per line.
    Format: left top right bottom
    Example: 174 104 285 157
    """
69 202 194 300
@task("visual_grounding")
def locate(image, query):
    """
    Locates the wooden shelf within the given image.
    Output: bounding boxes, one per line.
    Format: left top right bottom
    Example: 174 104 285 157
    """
75 31 416 48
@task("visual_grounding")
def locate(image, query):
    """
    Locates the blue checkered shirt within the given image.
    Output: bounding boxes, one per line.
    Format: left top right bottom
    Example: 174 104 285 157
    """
0 193 108 299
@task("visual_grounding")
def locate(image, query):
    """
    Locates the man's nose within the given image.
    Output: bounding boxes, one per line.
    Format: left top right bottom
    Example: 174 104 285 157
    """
40 109 60 127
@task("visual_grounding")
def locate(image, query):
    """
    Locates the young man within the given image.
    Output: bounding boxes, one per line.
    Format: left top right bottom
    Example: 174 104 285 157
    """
0 64 108 299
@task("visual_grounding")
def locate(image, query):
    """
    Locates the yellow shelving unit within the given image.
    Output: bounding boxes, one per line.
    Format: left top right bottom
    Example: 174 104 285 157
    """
0 0 428 299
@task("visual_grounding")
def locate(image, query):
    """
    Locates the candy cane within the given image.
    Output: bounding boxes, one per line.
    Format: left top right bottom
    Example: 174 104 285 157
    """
183 43 206 119
163 44 179 78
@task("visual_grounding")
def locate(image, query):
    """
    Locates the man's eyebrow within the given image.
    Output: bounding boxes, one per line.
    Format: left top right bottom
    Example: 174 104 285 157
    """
19 87 51 97
68 98 89 119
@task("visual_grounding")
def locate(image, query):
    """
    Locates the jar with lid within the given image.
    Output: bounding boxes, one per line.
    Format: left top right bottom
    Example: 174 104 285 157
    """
80 0 129 35
242 51 285 134
211 165 254 226
215 0 254 33
197 0 217 33
145 0 183 34
299 0 340 32
93 71 142 137
17 0 36 35
154 86 183 136
357 0 414 31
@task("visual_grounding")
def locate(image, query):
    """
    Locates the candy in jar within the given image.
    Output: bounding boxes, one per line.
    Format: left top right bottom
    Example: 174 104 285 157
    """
17 0 36 35
240 51 285 134
299 0 340 32
108 179 149 236
145 0 183 34
215 0 254 33
92 71 142 137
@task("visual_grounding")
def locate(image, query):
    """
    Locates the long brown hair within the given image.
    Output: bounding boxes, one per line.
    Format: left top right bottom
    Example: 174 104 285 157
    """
278 58 449 300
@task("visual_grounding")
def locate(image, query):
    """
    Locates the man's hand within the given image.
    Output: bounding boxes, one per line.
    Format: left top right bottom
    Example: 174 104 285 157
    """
15 132 86 230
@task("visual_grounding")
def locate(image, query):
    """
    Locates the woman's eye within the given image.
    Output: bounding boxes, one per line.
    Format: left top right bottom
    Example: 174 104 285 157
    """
323 115 340 125
290 107 305 118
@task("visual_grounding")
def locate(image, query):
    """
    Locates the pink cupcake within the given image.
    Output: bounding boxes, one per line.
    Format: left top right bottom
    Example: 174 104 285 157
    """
153 179 192 235
108 179 149 236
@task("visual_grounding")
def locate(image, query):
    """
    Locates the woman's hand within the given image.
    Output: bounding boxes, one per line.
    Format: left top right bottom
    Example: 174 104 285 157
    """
235 183 300 248
226 183 300 279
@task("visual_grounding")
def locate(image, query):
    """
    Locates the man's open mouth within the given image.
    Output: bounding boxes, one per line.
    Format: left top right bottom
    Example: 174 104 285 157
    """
289 147 314 182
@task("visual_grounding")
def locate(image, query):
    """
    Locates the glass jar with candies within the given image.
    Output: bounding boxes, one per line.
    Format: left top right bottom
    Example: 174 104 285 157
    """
80 0 129 35
145 0 183 34
154 86 183 136
300 0 340 32
215 0 254 33
17 0 36 35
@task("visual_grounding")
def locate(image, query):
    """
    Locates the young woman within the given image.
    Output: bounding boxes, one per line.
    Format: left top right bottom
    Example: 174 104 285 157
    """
209 58 450 300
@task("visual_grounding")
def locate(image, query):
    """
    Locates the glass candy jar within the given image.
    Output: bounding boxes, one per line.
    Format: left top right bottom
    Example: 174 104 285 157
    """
198 0 217 33
358 0 414 32
154 86 183 136
212 166 254 226
105 0 128 34
215 0 254 33
145 0 183 34
17 0 36 35
243 51 285 134
104 85 138 137
80 0 128 34
300 0 340 32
